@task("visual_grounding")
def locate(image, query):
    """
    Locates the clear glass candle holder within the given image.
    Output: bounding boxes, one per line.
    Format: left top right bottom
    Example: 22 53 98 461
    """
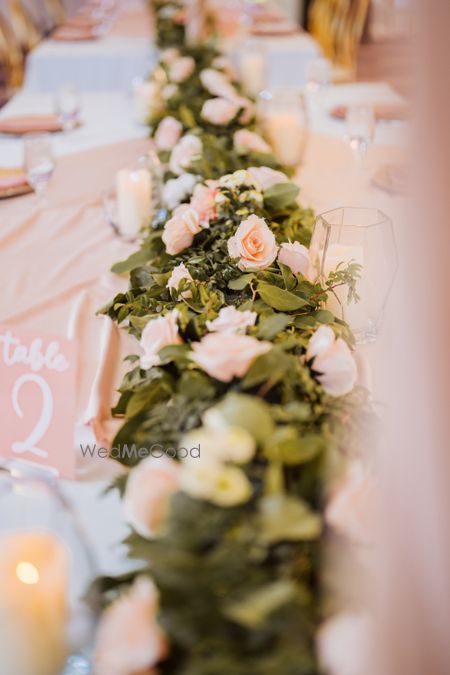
238 40 267 97
308 207 397 343
103 150 162 241
0 466 98 675
261 88 309 167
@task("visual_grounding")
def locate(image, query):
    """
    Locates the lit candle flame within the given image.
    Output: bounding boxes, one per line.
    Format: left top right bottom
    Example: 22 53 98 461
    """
16 561 40 585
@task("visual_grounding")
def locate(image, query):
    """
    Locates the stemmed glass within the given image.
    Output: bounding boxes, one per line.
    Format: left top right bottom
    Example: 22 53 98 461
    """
24 134 55 207
54 84 81 132
346 104 375 163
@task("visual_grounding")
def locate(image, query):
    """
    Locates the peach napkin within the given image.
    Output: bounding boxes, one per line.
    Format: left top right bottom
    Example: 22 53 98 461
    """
330 104 409 122
0 172 28 190
0 115 62 135
52 25 99 41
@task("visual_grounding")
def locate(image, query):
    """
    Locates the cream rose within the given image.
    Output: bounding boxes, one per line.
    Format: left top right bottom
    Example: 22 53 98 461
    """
227 214 278 270
123 456 181 538
200 68 236 99
247 166 290 191
234 129 271 154
162 204 202 255
182 426 256 465
211 55 237 80
160 47 179 64
94 576 168 675
154 116 183 151
139 309 182 369
278 241 310 277
189 180 218 227
167 262 193 298
190 332 271 382
169 55 195 83
306 325 357 396
169 133 202 175
206 306 257 334
233 95 255 124
162 172 197 210
180 459 253 507
200 97 240 125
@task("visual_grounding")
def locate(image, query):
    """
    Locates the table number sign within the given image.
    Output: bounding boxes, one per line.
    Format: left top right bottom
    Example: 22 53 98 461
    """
0 324 77 478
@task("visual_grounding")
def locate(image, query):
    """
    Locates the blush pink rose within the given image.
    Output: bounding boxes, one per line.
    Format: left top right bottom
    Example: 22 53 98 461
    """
212 55 237 80
123 456 181 538
167 262 193 298
227 214 278 270
162 204 202 255
169 55 195 83
190 333 271 382
200 68 236 99
94 576 168 675
160 47 180 64
139 309 182 369
169 134 202 175
325 462 375 543
232 95 255 124
200 97 240 125
247 166 290 191
154 116 183 151
189 180 218 227
278 241 310 276
234 129 271 154
306 325 357 396
206 306 257 334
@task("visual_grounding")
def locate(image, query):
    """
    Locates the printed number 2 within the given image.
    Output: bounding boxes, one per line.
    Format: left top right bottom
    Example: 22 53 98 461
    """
11 374 53 459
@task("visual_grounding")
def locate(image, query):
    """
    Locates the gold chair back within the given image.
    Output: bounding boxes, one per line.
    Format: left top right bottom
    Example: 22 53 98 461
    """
44 0 66 26
7 0 42 53
0 17 25 91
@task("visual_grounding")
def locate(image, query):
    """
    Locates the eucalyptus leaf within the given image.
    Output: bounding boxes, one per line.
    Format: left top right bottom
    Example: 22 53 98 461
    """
258 283 308 311
263 182 299 210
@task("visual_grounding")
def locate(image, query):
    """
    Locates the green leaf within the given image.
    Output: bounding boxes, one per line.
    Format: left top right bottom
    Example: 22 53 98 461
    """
205 393 274 443
259 495 322 544
256 313 291 340
241 348 291 389
111 247 153 275
263 182 299 210
258 283 308 311
224 581 298 628
158 344 190 364
264 428 324 465
228 273 255 290
313 309 334 324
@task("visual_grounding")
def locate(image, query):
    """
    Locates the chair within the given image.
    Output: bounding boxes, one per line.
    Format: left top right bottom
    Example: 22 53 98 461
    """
5 0 42 53
0 16 25 93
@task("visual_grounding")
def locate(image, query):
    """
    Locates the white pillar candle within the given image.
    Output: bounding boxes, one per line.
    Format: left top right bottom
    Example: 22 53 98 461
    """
266 112 306 166
240 51 266 96
322 243 365 329
0 531 68 675
116 168 152 239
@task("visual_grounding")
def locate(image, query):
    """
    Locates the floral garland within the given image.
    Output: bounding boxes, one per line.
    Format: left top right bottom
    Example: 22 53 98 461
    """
92 4 369 674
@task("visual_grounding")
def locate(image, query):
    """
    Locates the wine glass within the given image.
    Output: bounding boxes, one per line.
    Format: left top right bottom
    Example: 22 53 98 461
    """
54 84 81 132
346 104 375 163
24 134 55 207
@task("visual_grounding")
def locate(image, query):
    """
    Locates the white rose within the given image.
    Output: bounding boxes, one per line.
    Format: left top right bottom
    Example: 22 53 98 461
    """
234 129 271 154
200 68 236 99
139 309 182 369
227 214 279 270
206 306 257 334
154 116 183 151
278 241 310 277
181 426 256 465
169 133 202 175
162 172 197 210
169 55 195 83
190 332 271 382
200 97 240 125
306 325 357 396
167 262 193 298
247 166 290 191
180 456 253 506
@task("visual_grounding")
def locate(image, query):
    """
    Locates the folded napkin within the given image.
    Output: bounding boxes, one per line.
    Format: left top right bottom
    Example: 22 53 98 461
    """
0 169 31 198
330 103 409 122
0 115 62 135
51 25 99 41
251 20 299 35
372 164 407 195
62 16 101 29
